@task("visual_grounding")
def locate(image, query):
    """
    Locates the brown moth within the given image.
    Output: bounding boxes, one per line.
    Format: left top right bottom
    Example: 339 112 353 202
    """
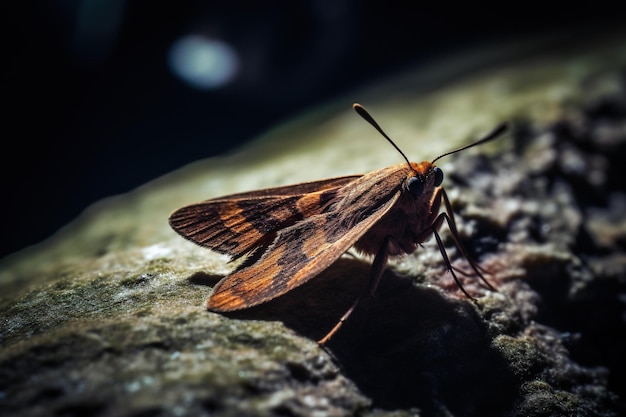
169 103 508 345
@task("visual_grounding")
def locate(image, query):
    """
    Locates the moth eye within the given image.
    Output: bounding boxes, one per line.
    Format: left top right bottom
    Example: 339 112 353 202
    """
407 176 424 197
433 167 444 186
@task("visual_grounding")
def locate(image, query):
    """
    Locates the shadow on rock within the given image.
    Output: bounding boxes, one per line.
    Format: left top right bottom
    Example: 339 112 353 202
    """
223 258 518 416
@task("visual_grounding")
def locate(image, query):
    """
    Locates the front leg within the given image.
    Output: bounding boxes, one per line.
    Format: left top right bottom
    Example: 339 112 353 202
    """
415 189 496 300
439 189 496 291
428 213 478 301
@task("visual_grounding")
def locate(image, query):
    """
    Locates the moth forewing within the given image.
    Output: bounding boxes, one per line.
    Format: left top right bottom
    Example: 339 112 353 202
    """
169 103 507 345
205 169 405 312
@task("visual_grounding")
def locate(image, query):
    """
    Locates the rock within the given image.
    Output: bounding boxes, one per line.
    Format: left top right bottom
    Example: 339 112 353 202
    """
1 33 626 416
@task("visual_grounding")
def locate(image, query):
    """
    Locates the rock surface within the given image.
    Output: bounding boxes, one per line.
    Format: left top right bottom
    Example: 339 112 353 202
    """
1 33 626 417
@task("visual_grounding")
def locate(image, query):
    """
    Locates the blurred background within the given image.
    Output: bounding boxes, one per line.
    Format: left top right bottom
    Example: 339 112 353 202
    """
2 1 622 259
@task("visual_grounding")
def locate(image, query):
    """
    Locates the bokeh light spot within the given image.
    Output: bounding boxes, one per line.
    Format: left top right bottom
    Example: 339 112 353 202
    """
168 36 239 89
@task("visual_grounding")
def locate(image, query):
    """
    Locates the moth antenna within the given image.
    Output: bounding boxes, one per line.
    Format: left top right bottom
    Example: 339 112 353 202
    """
353 103 412 168
431 122 509 164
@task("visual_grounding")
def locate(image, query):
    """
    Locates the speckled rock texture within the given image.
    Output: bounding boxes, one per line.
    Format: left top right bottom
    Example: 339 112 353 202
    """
1 34 625 417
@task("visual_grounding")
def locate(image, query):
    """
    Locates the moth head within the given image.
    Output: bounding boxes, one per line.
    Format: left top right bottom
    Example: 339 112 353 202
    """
405 162 444 198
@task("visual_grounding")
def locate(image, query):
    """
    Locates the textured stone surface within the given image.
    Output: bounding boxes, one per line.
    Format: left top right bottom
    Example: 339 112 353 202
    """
1 33 626 416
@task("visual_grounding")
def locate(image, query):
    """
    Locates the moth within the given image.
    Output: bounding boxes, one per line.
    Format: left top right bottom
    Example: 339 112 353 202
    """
169 103 508 345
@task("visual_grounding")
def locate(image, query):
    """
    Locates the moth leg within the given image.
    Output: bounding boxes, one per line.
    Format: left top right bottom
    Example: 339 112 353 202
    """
317 296 360 346
427 210 496 301
317 236 391 346
430 217 477 302
440 189 493 278
367 235 392 295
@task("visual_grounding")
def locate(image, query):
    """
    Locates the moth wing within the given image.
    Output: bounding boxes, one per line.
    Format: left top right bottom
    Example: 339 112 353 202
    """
210 175 361 199
207 190 402 311
169 176 360 259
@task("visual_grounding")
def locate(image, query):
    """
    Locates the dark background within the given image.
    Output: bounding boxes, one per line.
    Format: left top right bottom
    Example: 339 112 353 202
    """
2 2 622 259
